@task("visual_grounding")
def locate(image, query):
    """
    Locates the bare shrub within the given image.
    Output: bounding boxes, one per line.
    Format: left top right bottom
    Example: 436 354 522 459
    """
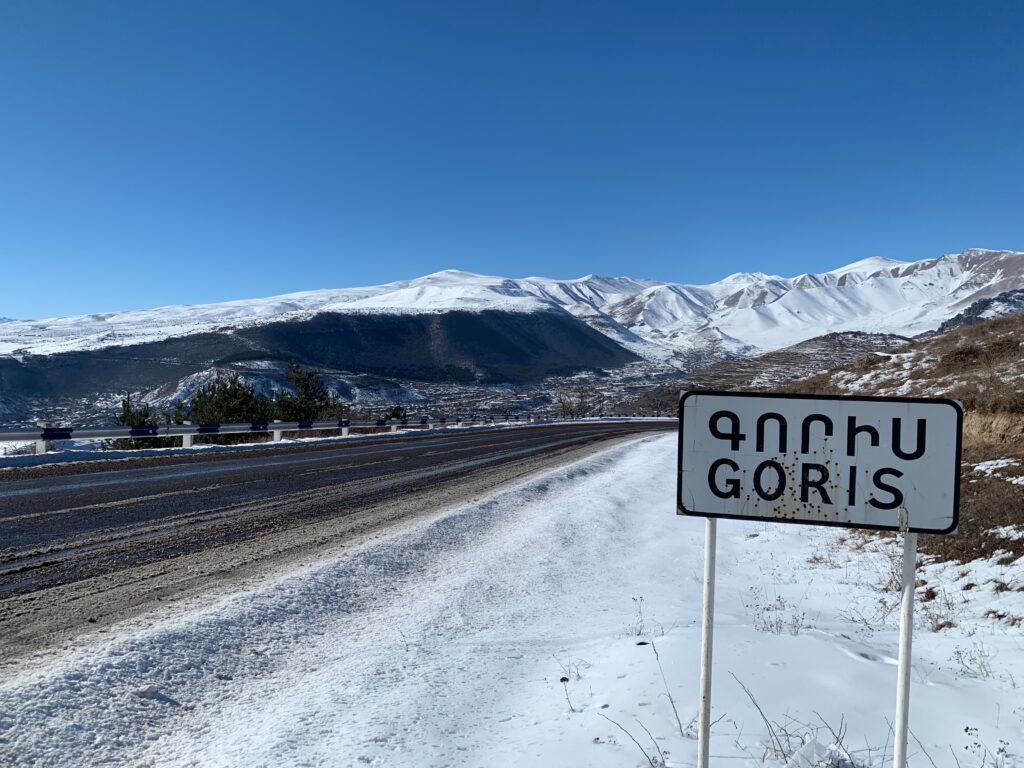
850 354 884 373
948 380 1024 415
730 673 882 767
918 588 961 632
626 596 663 638
962 726 1010 768
951 642 995 679
596 712 667 768
745 587 807 636
983 609 1023 627
553 385 602 418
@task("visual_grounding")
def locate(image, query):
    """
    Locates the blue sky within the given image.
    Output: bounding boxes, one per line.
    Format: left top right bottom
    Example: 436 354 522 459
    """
1 1 1022 319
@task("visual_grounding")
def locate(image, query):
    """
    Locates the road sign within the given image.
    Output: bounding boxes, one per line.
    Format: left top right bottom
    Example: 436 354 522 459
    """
678 390 962 534
678 390 964 768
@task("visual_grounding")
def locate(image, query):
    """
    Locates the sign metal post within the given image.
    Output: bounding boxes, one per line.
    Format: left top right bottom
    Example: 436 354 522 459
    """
678 391 961 768
893 530 918 768
697 517 717 768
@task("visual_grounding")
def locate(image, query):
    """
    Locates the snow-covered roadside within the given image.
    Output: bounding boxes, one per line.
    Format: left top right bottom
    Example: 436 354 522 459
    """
0 440 32 457
1 434 1021 767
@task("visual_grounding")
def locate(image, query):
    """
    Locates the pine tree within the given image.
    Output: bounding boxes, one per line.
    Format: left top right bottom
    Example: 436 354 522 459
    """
188 375 273 424
273 363 344 421
107 393 176 449
384 405 406 420
115 393 156 426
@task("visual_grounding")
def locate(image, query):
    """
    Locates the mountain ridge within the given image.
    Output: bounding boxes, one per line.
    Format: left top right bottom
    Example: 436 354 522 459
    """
3 248 1024 424
2 248 1023 371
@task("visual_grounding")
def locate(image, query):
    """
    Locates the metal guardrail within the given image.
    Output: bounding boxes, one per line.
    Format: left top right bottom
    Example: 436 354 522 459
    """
0 413 669 456
0 415 528 455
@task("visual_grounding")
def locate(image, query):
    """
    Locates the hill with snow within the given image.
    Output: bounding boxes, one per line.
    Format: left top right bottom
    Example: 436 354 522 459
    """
627 330 915 414
2 248 1024 425
2 248 1023 364
934 287 1024 335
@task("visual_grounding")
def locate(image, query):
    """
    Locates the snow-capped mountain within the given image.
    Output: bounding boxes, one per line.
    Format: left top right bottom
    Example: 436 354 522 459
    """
1 248 1021 363
1 248 1022 424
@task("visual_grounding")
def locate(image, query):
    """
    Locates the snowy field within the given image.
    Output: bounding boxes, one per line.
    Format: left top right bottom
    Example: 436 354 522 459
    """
1 433 1021 767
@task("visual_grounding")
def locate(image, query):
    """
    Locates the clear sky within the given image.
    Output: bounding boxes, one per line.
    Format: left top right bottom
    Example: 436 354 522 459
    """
1 1 1022 319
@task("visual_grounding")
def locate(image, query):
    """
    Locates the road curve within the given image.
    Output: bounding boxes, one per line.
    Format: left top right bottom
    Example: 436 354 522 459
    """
0 421 672 661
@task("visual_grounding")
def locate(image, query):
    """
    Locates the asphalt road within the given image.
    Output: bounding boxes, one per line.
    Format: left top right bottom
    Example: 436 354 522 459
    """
0 422 672 602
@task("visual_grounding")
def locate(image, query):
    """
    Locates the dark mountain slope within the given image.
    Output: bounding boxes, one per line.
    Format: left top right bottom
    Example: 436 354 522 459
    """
0 310 639 422
234 310 637 382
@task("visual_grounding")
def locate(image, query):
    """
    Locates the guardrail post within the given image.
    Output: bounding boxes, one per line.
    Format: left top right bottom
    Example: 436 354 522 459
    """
272 419 283 442
34 420 51 455
181 421 193 448
389 423 398 433
341 425 349 437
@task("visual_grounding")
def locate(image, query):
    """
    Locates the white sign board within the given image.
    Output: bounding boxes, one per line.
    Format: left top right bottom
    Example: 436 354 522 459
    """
678 391 962 533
